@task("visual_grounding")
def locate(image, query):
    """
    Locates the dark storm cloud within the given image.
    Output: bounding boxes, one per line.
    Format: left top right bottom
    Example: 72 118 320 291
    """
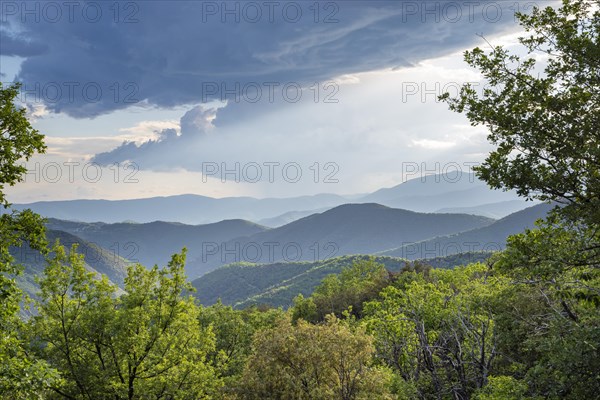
2 0 525 118
0 31 48 57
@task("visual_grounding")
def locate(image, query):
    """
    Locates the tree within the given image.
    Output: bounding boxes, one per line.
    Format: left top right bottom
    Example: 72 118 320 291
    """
441 1 600 397
198 300 284 393
306 258 390 321
363 264 507 399
441 0 599 227
32 245 221 399
441 0 600 281
291 294 318 323
0 82 46 207
491 271 600 398
0 82 60 397
473 376 529 400
238 315 392 400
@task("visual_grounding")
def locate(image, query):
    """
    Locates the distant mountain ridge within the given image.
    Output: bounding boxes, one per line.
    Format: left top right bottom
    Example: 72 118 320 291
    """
13 193 348 224
381 203 554 259
186 203 495 276
11 172 531 224
45 218 269 277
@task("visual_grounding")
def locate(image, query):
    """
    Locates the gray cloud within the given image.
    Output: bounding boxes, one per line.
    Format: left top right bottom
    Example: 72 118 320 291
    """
3 1 525 118
180 105 217 137
92 104 217 167
0 31 48 57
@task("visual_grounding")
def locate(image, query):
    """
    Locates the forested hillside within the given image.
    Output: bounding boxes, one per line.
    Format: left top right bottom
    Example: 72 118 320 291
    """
192 252 493 308
186 203 494 274
46 217 268 277
11 229 129 301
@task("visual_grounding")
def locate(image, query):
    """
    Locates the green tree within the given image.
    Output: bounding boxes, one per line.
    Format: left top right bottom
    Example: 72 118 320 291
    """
307 258 390 321
441 0 600 281
198 300 284 396
441 0 599 227
238 315 392 400
491 252 600 398
0 82 60 398
473 376 530 400
441 1 600 397
363 264 508 399
32 245 220 399
291 294 318 323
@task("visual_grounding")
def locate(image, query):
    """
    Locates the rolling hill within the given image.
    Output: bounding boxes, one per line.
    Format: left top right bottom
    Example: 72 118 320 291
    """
12 229 131 300
192 252 493 308
186 203 495 276
45 218 269 278
381 202 555 259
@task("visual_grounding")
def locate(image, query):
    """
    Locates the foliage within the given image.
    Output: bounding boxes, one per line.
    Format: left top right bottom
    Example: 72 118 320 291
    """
237 315 392 400
0 82 60 398
440 2 600 398
363 264 508 399
305 258 390 321
30 244 220 399
472 376 530 400
0 82 47 207
441 0 599 227
198 300 284 395
492 250 600 398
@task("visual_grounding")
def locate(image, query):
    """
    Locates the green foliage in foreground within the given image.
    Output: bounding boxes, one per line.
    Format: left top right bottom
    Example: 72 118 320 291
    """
9 245 598 399
0 82 60 398
238 315 393 400
29 244 221 399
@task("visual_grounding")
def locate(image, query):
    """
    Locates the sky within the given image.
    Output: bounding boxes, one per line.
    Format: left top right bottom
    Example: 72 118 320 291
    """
0 1 554 202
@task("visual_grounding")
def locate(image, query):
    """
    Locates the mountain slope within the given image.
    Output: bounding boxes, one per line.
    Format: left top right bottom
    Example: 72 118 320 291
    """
435 200 537 219
381 203 555 259
12 229 130 299
364 172 482 202
187 203 495 275
256 207 331 227
46 218 269 278
192 252 493 308
361 172 521 212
